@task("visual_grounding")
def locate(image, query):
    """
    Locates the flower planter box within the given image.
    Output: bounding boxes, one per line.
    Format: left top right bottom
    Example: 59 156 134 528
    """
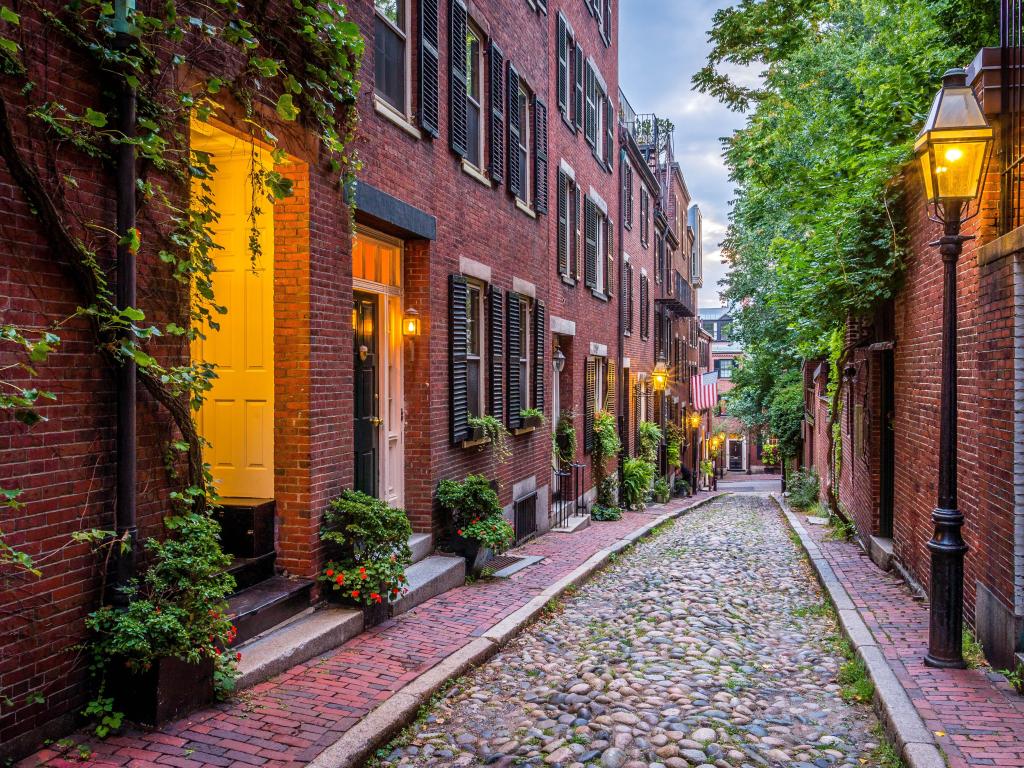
523 415 543 429
108 656 214 727
446 535 494 574
324 589 393 627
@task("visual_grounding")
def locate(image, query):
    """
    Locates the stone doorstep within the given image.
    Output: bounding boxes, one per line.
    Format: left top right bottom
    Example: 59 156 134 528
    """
551 514 591 533
868 535 894 572
235 606 363 689
772 493 947 768
409 533 433 565
308 492 723 768
392 555 466 616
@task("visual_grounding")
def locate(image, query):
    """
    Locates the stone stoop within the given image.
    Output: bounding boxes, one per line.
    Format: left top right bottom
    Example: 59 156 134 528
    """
409 533 433 564
392 555 466 616
552 514 591 533
235 607 364 689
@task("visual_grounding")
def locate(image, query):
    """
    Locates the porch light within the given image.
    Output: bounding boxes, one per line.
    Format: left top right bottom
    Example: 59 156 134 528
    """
914 68 993 220
402 308 421 337
688 412 701 430
651 361 668 391
553 348 566 373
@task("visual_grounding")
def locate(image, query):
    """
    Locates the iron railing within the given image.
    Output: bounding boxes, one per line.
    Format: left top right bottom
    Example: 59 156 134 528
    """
656 271 695 318
551 462 584 528
513 492 538 545
1001 0 1024 233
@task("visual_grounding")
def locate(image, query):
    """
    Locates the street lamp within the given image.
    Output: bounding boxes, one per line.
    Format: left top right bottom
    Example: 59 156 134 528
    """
914 67 993 669
687 411 701 495
651 361 669 391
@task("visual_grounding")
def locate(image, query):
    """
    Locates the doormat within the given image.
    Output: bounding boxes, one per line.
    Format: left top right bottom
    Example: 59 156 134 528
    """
482 554 545 578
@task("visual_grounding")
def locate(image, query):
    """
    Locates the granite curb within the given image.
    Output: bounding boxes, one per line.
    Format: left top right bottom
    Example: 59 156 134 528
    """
772 493 946 768
308 492 724 768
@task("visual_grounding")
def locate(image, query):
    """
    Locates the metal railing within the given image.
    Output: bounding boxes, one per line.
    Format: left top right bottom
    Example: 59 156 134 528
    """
514 492 538 545
1001 0 1024 233
551 462 584 528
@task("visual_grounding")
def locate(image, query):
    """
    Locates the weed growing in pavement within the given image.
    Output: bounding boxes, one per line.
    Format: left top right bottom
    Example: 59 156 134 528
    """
793 601 832 619
833 636 874 704
870 724 906 768
962 628 987 669
364 679 463 766
999 663 1024 693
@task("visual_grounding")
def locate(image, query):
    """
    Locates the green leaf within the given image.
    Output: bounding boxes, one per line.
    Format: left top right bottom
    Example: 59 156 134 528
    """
275 93 299 121
84 108 107 128
0 6 20 24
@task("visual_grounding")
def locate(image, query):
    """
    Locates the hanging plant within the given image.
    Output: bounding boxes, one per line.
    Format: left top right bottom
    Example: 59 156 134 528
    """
468 414 512 464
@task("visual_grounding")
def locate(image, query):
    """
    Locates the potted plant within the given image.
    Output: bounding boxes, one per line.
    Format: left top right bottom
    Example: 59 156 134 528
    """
590 411 623 520
519 407 545 430
701 458 716 490
622 457 655 511
319 490 412 627
762 443 780 472
554 410 577 466
673 476 690 497
467 414 512 462
437 475 514 572
85 512 236 728
653 478 671 504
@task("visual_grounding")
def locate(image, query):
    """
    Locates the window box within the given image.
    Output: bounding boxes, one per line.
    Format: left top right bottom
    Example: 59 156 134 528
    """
461 425 489 449
512 425 536 436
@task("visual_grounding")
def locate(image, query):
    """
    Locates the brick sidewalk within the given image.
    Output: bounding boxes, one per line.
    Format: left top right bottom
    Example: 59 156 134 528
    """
21 494 715 768
802 517 1024 768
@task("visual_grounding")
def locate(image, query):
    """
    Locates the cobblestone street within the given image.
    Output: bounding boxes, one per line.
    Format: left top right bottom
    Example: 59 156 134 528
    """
376 495 883 768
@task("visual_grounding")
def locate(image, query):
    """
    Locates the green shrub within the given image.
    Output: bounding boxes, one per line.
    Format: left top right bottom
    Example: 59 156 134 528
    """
554 410 578 465
320 490 413 606
591 503 622 521
622 458 655 510
457 516 515 554
637 420 662 464
436 474 501 527
653 478 671 503
788 468 820 510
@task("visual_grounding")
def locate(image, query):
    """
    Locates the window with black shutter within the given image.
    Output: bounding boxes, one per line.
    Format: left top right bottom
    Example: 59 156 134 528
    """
572 186 581 279
466 282 484 417
556 15 568 117
449 0 469 157
624 263 634 335
640 274 649 340
449 274 470 444
557 171 569 277
605 361 616 416
507 291 523 429
489 42 505 183
584 198 597 289
633 380 642 457
605 216 614 297
488 285 504 418
602 0 612 44
584 357 596 453
376 0 410 116
418 0 439 135
534 97 549 213
533 301 545 410
623 162 633 230
584 61 596 148
573 46 584 132
507 63 523 199
604 97 614 170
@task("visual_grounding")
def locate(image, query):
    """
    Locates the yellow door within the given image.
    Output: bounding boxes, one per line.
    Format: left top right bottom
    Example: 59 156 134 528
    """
191 123 275 499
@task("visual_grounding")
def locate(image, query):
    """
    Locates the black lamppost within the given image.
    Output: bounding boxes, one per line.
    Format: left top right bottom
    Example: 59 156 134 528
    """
913 68 993 668
688 411 701 493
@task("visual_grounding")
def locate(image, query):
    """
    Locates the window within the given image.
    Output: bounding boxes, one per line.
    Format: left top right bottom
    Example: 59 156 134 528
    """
557 169 580 281
623 262 634 336
655 232 664 284
595 356 606 411
466 283 485 417
517 83 532 205
640 273 650 340
594 209 606 294
623 162 633 229
715 358 733 379
465 22 485 168
374 0 408 113
518 298 531 410
556 15 574 124
640 187 650 247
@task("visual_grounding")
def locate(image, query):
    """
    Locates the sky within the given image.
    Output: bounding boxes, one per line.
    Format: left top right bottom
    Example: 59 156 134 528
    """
620 0 748 308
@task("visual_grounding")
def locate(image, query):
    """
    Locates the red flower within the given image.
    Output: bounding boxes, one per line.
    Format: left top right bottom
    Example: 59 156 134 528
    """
215 647 222 656
236 652 242 662
335 574 344 584
360 572 367 580
326 569 335 577
392 588 400 595
457 529 463 536
351 590 360 598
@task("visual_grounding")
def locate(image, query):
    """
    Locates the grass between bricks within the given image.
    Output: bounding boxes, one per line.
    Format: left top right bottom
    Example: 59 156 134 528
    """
363 676 467 768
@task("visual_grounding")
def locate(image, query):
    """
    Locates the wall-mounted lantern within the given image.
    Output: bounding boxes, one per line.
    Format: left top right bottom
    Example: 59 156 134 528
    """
402 308 421 337
652 361 669 391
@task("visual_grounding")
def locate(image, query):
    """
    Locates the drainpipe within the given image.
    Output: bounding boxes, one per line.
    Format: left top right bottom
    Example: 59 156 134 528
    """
112 0 137 603
616 144 626 500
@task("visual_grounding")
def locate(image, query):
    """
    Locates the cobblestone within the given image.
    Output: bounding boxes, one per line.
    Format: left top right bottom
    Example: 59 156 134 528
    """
374 495 882 767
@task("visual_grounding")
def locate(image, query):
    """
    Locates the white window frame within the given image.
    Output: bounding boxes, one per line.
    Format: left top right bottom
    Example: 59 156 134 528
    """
519 297 532 411
595 356 607 412
594 209 606 294
517 83 532 207
373 0 412 120
466 280 486 417
466 20 486 171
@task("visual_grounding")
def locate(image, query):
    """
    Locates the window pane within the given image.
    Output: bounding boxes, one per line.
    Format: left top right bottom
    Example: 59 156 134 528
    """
468 360 481 417
467 30 480 101
374 18 405 110
467 104 481 167
375 0 403 27
467 287 480 356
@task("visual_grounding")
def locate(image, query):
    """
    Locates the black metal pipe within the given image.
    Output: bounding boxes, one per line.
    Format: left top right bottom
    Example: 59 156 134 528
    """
925 210 969 669
112 27 138 603
616 145 627 503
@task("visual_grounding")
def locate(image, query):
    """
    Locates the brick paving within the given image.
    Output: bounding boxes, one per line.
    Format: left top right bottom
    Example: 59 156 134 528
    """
19 495 715 768
801 515 1024 768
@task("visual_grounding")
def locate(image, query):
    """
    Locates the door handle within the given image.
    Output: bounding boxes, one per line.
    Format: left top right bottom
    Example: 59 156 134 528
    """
370 417 383 427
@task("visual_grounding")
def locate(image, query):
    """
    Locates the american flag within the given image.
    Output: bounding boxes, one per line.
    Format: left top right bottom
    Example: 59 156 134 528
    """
690 372 719 411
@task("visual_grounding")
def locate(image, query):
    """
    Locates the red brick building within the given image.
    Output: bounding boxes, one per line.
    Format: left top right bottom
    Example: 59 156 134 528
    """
802 41 1023 670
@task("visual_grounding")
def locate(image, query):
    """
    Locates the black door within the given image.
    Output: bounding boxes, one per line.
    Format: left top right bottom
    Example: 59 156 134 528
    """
728 440 743 471
879 349 895 538
353 292 379 497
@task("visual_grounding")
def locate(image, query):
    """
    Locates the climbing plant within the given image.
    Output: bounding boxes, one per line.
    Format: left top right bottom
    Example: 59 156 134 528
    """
0 0 363 726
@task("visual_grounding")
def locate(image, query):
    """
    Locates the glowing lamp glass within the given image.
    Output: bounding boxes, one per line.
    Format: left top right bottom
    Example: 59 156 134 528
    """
402 308 420 337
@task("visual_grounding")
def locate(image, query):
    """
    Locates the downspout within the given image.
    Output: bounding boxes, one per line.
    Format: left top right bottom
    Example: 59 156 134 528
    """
112 0 138 602
617 143 626 499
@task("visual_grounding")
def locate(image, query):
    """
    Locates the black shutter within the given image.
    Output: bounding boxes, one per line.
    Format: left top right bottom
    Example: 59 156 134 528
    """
603 0 612 43
489 286 504 418
640 274 649 339
557 171 568 276
605 360 616 416
584 198 597 289
584 62 596 147
449 274 469 443
533 300 545 410
633 380 642 456
556 16 568 116
574 46 584 132
604 97 614 169
419 0 440 137
621 161 630 228
606 217 614 297
449 0 469 157
506 292 522 429
584 358 596 454
534 97 549 214
507 63 521 198
573 185 581 278
628 264 634 333
489 42 505 183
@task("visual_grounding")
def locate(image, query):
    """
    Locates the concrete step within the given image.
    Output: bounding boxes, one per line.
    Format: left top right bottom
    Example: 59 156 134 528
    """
392 555 465 616
552 514 590 533
409 533 433 564
227 575 313 645
235 606 364 689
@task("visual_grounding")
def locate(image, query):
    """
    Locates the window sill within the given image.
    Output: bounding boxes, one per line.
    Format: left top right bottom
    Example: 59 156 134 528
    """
461 160 492 188
515 198 537 218
560 274 577 288
512 426 536 436
374 96 422 140
590 289 610 302
461 436 490 449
